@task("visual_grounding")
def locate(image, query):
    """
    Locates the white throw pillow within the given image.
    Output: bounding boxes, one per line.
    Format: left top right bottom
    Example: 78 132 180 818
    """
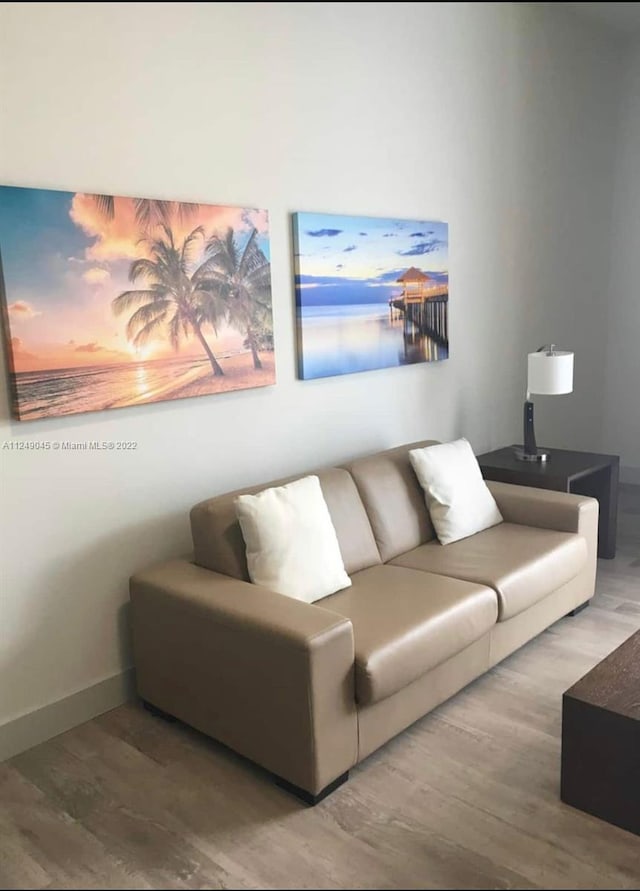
409 438 503 545
234 475 351 603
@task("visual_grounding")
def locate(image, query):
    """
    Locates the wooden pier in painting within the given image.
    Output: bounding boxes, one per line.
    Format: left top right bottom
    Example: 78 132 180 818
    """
390 267 449 345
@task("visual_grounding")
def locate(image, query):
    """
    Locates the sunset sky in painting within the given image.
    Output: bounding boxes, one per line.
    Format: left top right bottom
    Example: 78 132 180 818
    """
294 211 448 307
0 187 270 372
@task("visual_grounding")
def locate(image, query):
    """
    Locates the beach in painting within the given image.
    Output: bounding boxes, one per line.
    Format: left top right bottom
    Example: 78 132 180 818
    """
12 352 275 421
0 186 275 420
293 212 448 380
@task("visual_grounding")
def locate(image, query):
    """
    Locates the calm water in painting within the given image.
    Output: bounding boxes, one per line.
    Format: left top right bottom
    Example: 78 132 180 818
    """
298 304 448 379
12 355 217 420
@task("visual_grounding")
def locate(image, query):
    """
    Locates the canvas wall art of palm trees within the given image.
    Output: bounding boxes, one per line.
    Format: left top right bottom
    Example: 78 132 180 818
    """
293 211 448 380
0 185 275 420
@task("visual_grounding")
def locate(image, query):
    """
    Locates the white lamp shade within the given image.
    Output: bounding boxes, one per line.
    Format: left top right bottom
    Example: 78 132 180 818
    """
527 350 574 395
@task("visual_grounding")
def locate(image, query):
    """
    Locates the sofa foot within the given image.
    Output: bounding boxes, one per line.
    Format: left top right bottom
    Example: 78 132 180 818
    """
142 699 177 722
567 601 590 617
273 771 349 805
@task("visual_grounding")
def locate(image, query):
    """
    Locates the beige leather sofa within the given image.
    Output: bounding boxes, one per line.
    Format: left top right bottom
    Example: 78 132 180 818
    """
131 440 598 803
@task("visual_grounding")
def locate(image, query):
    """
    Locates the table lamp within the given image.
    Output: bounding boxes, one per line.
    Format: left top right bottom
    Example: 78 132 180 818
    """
514 345 574 462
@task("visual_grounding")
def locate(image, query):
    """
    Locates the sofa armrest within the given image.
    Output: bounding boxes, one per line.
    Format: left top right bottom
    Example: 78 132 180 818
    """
487 483 599 608
486 481 599 536
130 558 357 795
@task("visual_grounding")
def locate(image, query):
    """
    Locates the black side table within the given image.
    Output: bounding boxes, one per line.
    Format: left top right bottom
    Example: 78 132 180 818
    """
477 446 620 559
561 629 640 836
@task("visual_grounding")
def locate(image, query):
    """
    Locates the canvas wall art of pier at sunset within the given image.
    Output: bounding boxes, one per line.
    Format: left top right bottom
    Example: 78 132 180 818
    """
292 211 449 380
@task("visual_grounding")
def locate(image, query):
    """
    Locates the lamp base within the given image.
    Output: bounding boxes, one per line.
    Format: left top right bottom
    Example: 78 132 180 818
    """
513 446 549 462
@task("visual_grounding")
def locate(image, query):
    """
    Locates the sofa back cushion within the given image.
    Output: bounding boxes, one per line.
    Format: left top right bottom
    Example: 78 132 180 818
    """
191 467 381 580
344 440 437 562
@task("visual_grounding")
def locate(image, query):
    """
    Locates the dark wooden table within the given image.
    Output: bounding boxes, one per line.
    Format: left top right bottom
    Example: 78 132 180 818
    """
561 630 640 836
477 446 620 559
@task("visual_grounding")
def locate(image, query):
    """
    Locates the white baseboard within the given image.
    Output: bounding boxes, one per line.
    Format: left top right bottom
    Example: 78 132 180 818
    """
620 465 640 486
0 668 136 762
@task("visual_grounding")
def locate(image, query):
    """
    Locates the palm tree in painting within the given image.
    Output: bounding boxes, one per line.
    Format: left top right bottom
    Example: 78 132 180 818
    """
91 195 200 231
200 227 272 370
112 225 226 376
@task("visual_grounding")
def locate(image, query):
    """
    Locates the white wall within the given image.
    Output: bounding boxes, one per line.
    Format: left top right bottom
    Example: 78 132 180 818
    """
0 2 621 732
603 40 640 483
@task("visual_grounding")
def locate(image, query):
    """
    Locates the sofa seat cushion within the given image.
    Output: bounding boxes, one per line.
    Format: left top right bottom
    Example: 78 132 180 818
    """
321 564 497 706
390 523 587 622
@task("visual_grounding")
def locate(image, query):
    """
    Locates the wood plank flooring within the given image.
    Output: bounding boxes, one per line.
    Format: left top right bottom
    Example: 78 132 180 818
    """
2 486 639 889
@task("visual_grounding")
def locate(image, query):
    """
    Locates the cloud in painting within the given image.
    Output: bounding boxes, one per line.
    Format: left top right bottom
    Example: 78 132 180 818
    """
8 300 42 320
10 336 39 363
242 208 269 235
83 267 110 285
71 341 129 359
398 239 444 257
410 232 426 238
383 233 397 238
296 274 354 287
70 195 141 261
69 194 255 262
295 273 396 306
306 228 343 237
343 245 357 252
75 341 105 353
11 336 30 353
373 268 411 284
359 232 368 236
